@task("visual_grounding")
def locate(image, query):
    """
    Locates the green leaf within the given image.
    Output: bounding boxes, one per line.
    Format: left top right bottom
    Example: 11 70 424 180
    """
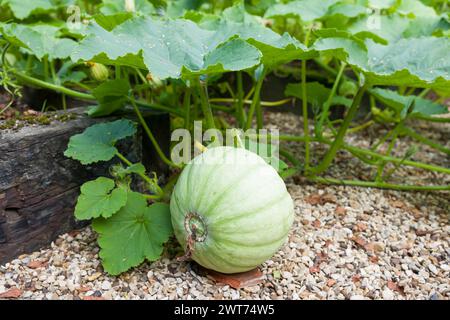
363 37 450 90
349 12 446 42
370 88 448 118
221 2 262 24
64 119 137 165
264 0 339 22
368 0 395 10
119 163 147 176
325 3 367 19
100 0 155 15
285 82 352 108
1 0 53 19
72 17 263 79
92 192 173 275
313 37 450 93
0 24 77 60
348 14 411 43
75 177 128 220
89 79 131 116
396 0 437 18
93 12 134 31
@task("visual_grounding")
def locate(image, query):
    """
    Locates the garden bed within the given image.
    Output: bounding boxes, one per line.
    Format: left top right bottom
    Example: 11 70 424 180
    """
0 107 170 264
0 112 448 300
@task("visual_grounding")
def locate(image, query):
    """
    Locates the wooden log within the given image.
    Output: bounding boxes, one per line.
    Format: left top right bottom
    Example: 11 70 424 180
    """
0 108 170 264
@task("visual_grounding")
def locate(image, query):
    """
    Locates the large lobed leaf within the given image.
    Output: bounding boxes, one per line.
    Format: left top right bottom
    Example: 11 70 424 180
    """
313 36 450 92
0 24 77 60
75 177 128 220
92 192 173 275
88 79 131 117
71 17 264 79
64 119 137 164
264 0 339 22
370 87 448 118
1 0 53 19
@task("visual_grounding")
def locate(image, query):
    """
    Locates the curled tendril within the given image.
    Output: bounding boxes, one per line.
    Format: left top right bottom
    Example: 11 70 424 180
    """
0 41 22 115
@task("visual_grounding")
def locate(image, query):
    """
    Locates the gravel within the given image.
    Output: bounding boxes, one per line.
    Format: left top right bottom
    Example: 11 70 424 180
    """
0 112 449 300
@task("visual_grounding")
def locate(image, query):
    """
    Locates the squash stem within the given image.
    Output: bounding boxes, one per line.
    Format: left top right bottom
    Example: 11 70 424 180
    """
309 84 369 175
197 77 216 129
128 97 180 168
115 151 164 197
245 69 266 130
316 62 346 138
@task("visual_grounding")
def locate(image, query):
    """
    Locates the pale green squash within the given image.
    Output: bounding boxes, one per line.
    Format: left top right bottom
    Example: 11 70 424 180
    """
170 146 294 274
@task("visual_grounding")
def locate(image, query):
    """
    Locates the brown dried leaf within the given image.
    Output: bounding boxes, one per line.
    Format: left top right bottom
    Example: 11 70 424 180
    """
305 193 337 206
206 268 264 289
305 194 321 205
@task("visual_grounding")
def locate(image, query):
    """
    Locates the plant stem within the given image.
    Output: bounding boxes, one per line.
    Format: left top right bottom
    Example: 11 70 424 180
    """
412 114 450 123
183 88 191 130
115 152 164 197
418 88 431 98
129 97 179 168
274 133 450 175
115 66 121 79
403 127 450 155
375 122 402 182
310 84 368 175
210 97 292 107
279 148 301 167
43 57 49 81
13 70 95 100
245 69 266 130
236 71 246 127
49 61 58 84
347 120 374 134
316 62 346 137
197 77 215 129
301 26 313 170
62 94 67 111
310 176 450 191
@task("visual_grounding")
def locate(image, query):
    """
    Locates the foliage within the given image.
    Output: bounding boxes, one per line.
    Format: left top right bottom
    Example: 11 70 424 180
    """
0 0 449 274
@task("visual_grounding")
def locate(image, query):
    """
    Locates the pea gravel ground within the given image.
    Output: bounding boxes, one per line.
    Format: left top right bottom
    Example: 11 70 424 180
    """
1 112 449 300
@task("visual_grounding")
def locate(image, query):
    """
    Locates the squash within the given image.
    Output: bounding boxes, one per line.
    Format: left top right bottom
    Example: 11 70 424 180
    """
170 146 294 274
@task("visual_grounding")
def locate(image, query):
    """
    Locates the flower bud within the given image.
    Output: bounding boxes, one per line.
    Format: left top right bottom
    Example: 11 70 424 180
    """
89 62 109 82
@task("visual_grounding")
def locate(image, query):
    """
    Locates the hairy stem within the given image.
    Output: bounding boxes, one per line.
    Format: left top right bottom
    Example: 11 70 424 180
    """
236 71 246 127
183 87 191 130
310 84 368 175
129 97 179 168
316 62 346 137
403 127 450 155
310 176 450 191
197 77 216 129
13 70 95 100
245 69 266 130
115 152 164 197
